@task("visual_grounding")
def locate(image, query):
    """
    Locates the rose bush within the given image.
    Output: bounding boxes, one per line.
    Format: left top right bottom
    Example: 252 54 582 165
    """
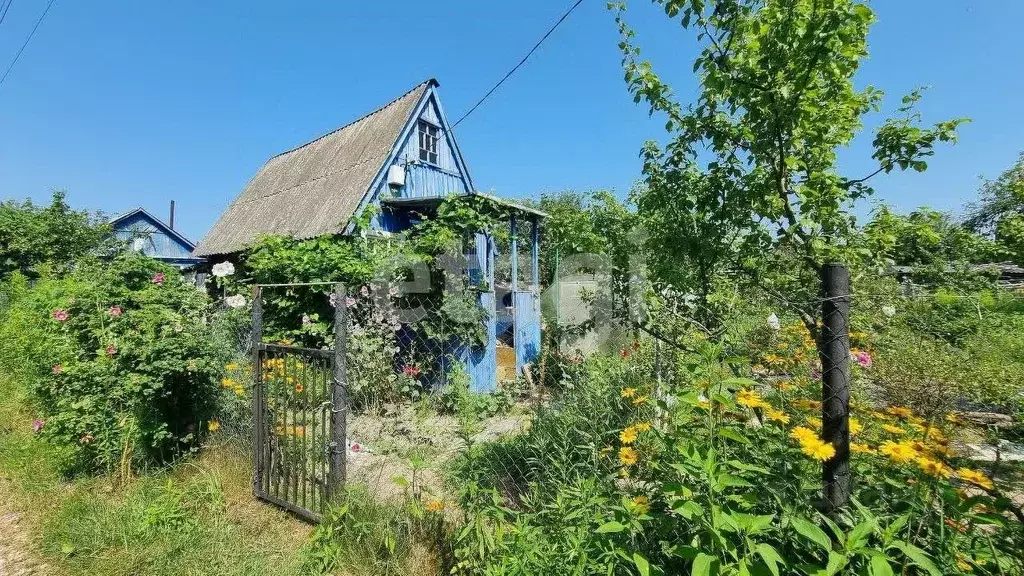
0 254 225 474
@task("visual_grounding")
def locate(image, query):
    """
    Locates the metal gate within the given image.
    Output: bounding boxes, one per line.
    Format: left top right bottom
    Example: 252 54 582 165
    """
251 284 348 522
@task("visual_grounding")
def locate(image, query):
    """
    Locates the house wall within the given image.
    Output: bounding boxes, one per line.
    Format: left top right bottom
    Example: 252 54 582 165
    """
113 213 196 261
371 93 471 232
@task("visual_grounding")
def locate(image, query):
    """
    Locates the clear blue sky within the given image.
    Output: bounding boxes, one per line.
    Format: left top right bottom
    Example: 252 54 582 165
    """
1 0 1021 243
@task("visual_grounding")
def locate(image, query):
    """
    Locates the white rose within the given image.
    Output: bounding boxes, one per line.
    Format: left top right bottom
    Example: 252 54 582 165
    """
225 294 247 309
212 262 236 278
766 313 781 331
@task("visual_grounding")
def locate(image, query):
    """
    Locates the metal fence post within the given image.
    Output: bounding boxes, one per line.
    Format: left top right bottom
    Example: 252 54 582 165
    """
251 285 264 496
820 263 851 519
328 283 348 500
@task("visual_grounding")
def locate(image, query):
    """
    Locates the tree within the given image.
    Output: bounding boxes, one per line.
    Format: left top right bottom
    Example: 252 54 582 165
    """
965 152 1024 264
614 0 966 332
0 191 110 280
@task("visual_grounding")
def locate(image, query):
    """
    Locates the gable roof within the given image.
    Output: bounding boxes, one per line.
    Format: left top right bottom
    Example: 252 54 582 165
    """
195 79 440 257
110 207 198 251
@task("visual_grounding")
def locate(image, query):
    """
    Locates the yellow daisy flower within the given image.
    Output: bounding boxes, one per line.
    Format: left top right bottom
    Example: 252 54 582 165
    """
765 408 790 424
882 424 906 435
618 446 639 467
879 440 918 463
620 387 637 399
956 468 994 491
619 427 638 444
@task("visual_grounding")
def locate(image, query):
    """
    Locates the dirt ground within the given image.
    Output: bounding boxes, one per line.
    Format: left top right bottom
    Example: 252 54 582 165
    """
0 494 50 576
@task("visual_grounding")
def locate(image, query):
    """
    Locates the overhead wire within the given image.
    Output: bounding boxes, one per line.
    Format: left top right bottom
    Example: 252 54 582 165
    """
451 0 585 129
0 0 56 90
0 0 15 28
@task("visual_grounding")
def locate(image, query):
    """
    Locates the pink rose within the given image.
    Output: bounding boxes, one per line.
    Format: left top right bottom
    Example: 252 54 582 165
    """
52 364 62 374
151 272 165 285
32 419 44 433
105 344 117 356
856 351 872 368
108 305 123 317
52 309 69 321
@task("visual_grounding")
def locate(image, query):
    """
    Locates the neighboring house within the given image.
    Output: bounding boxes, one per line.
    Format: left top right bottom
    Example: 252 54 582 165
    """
111 206 204 270
195 78 544 392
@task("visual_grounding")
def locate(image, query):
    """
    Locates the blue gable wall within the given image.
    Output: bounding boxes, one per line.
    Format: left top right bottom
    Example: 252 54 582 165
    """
112 210 202 267
367 87 473 232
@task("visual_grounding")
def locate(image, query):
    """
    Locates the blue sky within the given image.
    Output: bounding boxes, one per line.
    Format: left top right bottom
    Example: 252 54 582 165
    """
0 0 1021 243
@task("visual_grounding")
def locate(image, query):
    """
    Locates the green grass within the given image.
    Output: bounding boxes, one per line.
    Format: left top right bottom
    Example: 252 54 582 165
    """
0 373 311 576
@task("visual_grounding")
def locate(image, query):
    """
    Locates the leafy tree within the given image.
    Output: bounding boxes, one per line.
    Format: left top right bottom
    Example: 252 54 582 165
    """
613 0 966 332
0 191 111 280
538 190 636 288
965 152 1024 264
863 205 1001 268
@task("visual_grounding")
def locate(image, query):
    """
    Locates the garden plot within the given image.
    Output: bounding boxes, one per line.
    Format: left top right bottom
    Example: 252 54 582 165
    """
345 405 530 502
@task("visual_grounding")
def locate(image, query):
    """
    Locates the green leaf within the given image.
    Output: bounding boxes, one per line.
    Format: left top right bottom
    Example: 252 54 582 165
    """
692 552 717 576
869 555 893 576
596 521 627 534
889 541 942 576
718 428 752 445
755 543 784 576
789 516 832 553
634 552 651 576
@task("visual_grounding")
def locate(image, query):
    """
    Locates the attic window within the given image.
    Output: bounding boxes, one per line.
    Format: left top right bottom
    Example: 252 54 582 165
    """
418 121 439 164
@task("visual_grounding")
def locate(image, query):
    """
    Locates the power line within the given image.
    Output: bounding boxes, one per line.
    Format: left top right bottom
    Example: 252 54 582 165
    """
0 0 15 28
452 0 585 129
0 0 56 90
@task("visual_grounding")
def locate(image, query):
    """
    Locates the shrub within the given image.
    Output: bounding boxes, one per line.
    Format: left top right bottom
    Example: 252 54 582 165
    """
0 254 225 474
449 350 1023 575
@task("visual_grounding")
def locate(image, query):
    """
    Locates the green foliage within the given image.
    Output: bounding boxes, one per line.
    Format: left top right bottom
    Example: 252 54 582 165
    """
614 0 965 327
449 348 1023 575
302 487 446 576
864 205 1003 271
538 190 637 286
0 191 112 280
965 152 1024 249
0 254 224 474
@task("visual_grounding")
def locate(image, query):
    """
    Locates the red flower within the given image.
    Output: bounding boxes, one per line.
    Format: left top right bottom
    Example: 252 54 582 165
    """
105 344 117 356
402 365 421 377
620 347 631 359
350 442 361 453
52 309 68 321
151 272 165 285
108 305 123 317
632 341 640 351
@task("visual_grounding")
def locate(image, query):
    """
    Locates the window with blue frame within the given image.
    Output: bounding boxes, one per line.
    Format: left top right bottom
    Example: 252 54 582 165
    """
418 121 439 164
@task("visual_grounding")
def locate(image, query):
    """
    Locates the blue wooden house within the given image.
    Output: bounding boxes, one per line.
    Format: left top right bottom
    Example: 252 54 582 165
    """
194 79 543 392
110 206 204 269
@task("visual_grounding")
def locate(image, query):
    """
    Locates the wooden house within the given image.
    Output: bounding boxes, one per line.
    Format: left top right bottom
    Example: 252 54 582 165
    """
110 206 204 270
194 79 543 392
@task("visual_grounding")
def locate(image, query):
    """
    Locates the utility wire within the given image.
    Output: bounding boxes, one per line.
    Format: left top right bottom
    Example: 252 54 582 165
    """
0 0 56 90
0 0 15 28
452 0 585 129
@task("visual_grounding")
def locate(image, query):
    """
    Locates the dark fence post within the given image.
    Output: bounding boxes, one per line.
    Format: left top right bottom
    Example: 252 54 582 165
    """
820 263 851 520
328 284 349 500
251 285 264 496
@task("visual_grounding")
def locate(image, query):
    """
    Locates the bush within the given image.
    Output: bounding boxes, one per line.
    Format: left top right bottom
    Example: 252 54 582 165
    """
0 254 225 474
449 349 1023 575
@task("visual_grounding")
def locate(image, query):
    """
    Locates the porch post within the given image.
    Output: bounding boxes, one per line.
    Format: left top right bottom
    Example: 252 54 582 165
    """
510 214 518 291
531 217 539 290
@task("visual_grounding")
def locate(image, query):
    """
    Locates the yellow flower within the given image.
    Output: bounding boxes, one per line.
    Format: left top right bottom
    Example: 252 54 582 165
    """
619 427 638 444
799 437 836 461
849 417 864 435
765 408 790 424
792 399 821 410
234 385 244 397
208 420 221 432
956 558 973 572
956 468 994 490
882 424 906 435
621 387 637 399
425 499 444 513
736 389 768 409
631 495 650 514
917 457 952 478
225 363 239 371
806 417 822 429
790 426 817 443
618 446 639 467
634 422 652 432
632 396 648 406
850 442 876 454
879 440 918 463
885 406 913 419
295 382 304 393
221 377 236 388
697 399 711 410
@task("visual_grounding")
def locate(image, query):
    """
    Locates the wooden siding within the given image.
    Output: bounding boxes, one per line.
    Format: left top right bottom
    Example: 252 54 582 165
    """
113 212 196 261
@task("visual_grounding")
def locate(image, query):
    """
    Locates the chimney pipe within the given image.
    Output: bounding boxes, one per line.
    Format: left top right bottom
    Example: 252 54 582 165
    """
169 200 175 230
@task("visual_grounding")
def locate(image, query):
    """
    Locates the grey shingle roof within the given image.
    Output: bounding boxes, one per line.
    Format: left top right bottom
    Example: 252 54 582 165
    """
194 79 432 256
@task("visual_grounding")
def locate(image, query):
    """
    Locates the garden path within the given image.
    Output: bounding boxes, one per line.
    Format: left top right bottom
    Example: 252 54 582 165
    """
0 508 49 576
